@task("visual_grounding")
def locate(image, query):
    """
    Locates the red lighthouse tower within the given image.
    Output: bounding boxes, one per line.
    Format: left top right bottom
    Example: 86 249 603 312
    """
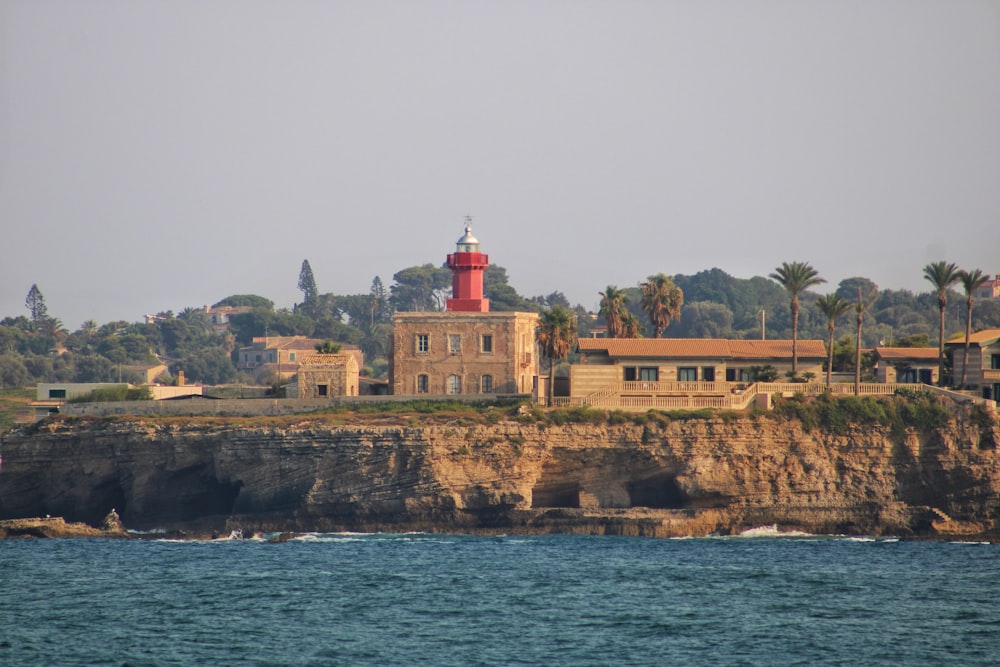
446 218 490 312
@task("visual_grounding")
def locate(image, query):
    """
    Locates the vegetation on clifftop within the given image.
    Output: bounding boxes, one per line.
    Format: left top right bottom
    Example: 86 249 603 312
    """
16 392 990 441
0 387 33 433
771 391 959 436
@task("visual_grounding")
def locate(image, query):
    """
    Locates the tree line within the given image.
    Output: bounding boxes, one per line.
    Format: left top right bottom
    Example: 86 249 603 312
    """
2 257 998 389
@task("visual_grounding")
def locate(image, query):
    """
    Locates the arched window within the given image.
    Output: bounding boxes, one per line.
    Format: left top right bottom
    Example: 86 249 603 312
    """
447 374 462 395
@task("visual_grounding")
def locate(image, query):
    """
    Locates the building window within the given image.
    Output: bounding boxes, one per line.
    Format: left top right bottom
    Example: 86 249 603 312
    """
447 374 462 395
624 367 658 381
416 334 429 354
992 354 1000 370
256 354 262 363
289 352 296 361
48 389 66 399
702 367 715 382
678 367 697 382
639 367 658 381
449 334 461 354
481 334 493 354
417 374 429 394
481 375 493 393
899 368 918 383
727 368 751 382
317 384 328 397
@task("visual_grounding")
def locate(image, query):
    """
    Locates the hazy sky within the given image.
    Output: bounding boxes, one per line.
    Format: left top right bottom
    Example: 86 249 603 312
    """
2 1 999 329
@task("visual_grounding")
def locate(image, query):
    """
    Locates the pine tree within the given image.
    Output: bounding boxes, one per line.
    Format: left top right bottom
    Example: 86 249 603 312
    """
369 276 390 325
24 284 48 325
297 260 318 307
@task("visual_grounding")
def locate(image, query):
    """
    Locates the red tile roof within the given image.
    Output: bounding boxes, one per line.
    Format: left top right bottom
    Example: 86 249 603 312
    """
873 347 940 361
577 338 827 360
945 329 1000 346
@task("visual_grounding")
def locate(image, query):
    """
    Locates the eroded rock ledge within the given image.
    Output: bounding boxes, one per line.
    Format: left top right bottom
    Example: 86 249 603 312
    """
1 411 998 539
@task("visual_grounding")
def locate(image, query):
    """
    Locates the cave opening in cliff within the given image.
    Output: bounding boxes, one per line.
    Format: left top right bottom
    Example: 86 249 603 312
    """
87 478 128 525
531 481 581 508
627 472 688 509
151 465 243 523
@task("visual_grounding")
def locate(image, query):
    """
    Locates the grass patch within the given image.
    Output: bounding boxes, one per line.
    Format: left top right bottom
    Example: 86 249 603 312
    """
0 387 34 434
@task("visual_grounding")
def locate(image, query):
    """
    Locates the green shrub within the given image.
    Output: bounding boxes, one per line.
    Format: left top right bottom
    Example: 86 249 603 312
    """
773 391 953 436
68 385 152 403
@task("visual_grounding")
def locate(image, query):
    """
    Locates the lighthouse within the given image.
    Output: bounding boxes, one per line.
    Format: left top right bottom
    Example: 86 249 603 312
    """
391 221 538 397
446 219 490 312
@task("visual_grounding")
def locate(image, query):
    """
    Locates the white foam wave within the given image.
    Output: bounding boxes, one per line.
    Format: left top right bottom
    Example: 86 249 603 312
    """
736 524 816 538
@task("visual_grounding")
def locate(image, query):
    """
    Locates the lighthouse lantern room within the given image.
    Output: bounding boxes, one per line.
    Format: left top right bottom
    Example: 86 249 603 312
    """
446 219 490 312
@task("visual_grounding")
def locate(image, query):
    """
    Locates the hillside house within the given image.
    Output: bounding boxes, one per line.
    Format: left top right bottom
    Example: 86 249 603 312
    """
871 347 939 384
945 329 1000 399
972 276 1000 300
237 336 363 380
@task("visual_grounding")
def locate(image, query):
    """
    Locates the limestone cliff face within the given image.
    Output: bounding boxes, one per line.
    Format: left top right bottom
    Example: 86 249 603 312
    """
1 411 998 537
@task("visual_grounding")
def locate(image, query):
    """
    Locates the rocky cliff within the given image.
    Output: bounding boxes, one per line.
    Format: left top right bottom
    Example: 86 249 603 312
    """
1 408 998 538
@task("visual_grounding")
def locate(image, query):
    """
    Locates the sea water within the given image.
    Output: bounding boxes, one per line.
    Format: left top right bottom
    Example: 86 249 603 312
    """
1 532 997 666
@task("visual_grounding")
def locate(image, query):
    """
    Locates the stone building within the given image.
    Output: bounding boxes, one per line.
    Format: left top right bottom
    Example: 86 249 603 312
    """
285 353 360 399
237 336 362 380
871 347 939 384
946 328 1000 399
570 338 828 403
390 223 539 396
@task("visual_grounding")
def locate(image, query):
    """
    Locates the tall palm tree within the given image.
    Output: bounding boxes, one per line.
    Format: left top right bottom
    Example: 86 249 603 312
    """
922 261 960 386
957 268 990 388
769 261 825 376
815 293 851 386
639 273 684 338
536 306 577 406
598 286 629 338
853 286 878 396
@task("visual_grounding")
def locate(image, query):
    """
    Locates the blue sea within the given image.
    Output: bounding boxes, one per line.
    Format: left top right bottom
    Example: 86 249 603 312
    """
1 531 998 666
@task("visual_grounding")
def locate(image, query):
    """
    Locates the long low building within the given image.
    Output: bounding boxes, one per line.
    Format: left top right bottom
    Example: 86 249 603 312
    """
571 337 827 405
31 382 204 420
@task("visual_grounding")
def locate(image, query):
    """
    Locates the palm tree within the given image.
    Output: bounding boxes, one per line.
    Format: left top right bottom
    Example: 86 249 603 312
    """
315 340 343 354
620 311 643 338
639 273 684 338
81 319 99 339
852 286 878 395
815 293 851 386
769 261 826 376
922 261 961 386
598 286 629 338
956 268 990 388
536 306 577 406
